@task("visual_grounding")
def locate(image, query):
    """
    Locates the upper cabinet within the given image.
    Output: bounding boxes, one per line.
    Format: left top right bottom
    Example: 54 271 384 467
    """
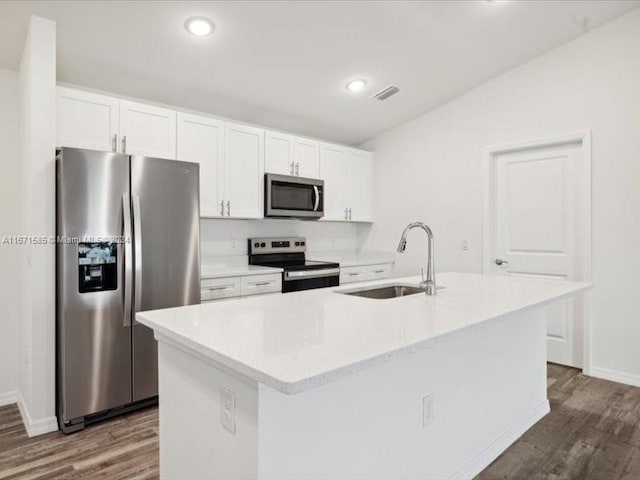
265 130 320 178
119 100 176 159
57 88 176 160
56 87 119 152
223 122 265 219
319 143 374 222
176 113 225 218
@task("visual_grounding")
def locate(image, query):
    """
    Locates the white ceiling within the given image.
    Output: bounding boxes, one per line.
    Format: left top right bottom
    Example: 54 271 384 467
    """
0 1 638 145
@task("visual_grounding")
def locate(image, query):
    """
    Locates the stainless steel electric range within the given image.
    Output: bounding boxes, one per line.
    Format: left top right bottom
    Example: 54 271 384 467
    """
248 237 340 292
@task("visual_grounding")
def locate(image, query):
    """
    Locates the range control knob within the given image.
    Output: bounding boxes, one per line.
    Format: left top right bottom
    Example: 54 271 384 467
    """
301 241 305 246
261 242 266 247
295 241 300 246
254 242 259 248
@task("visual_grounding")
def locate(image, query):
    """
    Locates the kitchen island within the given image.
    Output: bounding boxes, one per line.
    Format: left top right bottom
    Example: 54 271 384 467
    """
137 272 590 480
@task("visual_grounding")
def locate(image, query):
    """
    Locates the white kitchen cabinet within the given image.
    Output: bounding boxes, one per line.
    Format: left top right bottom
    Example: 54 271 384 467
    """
340 263 393 284
265 131 320 178
56 87 119 152
319 143 348 221
201 273 282 302
293 137 320 178
240 274 282 296
265 131 295 175
346 149 374 222
176 113 225 217
119 100 177 159
223 122 265 218
319 143 374 222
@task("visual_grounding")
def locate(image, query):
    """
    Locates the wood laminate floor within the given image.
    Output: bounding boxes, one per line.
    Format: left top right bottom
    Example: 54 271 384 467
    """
1 364 640 479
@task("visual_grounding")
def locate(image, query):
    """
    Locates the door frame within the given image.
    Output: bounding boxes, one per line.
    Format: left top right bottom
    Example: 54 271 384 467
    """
481 131 592 373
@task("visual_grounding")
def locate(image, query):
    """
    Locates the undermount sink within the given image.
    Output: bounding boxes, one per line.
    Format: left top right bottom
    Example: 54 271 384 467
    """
340 284 426 299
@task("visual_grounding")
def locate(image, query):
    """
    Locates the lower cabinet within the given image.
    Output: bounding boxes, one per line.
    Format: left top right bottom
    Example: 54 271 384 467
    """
201 273 282 302
339 263 393 285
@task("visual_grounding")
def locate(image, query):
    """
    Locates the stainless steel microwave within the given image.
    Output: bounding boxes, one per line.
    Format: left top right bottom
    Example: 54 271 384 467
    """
265 173 324 219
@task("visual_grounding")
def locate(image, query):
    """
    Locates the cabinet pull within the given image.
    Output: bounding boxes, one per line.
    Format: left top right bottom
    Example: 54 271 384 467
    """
348 208 352 221
226 201 231 217
373 270 385 274
290 161 295 175
220 200 225 216
252 281 272 287
112 134 118 152
295 162 300 176
348 272 361 276
208 285 231 291
344 208 348 220
121 135 127 153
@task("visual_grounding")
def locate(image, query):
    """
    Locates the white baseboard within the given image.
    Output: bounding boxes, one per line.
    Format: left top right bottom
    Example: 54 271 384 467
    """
0 390 17 407
450 400 550 480
16 391 58 437
589 366 640 388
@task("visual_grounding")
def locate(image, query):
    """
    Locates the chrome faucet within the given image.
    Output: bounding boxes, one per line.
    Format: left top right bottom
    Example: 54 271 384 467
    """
397 222 436 295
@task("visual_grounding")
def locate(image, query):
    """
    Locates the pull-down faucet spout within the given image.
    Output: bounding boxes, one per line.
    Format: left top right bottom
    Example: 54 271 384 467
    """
397 222 436 295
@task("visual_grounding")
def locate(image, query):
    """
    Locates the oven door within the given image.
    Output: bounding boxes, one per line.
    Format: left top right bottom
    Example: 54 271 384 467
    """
265 174 324 219
282 267 340 292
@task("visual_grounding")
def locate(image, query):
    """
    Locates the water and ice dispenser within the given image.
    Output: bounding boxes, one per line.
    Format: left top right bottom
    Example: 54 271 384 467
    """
78 242 118 293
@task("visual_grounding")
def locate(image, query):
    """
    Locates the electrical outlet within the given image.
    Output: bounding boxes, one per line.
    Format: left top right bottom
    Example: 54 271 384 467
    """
220 386 236 434
422 395 434 427
231 239 238 249
460 238 469 251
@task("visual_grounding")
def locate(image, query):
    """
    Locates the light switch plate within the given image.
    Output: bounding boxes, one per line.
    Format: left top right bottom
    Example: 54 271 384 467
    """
221 386 236 434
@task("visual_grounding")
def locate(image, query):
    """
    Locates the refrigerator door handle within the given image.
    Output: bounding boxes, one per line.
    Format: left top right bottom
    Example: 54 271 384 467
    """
122 194 133 327
133 195 143 322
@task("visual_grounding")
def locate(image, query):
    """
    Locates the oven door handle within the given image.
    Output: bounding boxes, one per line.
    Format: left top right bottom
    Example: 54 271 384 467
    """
284 268 340 281
313 185 320 212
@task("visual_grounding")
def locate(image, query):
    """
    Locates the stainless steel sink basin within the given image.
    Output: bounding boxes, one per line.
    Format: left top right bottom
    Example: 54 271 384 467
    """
340 284 426 299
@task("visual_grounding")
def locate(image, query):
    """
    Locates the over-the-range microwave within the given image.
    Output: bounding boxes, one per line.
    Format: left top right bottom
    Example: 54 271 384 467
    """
264 173 324 219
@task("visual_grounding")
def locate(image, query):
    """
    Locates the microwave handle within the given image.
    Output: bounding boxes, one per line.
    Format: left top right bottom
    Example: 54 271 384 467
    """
313 185 320 211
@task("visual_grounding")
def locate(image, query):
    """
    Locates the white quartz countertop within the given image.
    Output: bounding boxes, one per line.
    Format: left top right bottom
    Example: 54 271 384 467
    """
137 272 591 395
201 264 283 279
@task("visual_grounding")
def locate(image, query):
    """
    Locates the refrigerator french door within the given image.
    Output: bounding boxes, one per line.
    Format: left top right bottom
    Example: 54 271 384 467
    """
56 147 200 433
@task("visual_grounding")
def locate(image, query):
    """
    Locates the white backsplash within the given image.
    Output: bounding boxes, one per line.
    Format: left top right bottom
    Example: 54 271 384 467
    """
200 218 361 264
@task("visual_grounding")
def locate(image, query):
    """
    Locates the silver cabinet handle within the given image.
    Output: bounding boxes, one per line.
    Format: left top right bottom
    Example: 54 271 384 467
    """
348 208 352 221
132 195 142 321
290 162 295 175
220 200 225 216
121 135 127 153
344 208 348 220
373 270 385 274
252 281 273 287
208 285 232 291
348 272 361 276
122 194 133 327
295 162 300 176
284 268 340 281
495 258 509 266
113 134 118 153
226 200 231 217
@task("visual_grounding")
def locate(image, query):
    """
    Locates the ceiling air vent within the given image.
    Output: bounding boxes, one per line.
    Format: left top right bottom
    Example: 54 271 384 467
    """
372 85 400 101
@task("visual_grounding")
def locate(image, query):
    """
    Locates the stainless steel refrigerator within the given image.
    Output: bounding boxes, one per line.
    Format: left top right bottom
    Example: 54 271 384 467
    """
56 147 200 433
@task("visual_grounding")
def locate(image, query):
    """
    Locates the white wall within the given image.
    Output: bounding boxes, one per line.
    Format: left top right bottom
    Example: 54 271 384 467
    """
201 219 359 262
17 16 57 435
0 67 20 403
360 9 640 382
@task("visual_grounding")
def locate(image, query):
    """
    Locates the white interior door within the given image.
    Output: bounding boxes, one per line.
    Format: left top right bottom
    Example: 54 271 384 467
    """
484 136 590 368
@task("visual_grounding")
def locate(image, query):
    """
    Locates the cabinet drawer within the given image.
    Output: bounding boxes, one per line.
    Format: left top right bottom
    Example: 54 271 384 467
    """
368 264 393 280
201 276 242 301
340 266 370 284
241 274 282 296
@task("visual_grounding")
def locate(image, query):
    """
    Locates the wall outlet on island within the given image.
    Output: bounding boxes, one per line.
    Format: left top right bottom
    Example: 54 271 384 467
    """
221 386 236 434
460 238 469 251
422 394 434 427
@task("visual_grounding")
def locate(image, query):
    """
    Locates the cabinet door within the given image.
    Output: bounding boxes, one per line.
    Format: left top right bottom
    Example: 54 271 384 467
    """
319 143 348 221
294 138 320 178
346 149 374 222
224 122 265 218
265 131 294 175
177 113 225 217
56 87 119 152
119 100 176 159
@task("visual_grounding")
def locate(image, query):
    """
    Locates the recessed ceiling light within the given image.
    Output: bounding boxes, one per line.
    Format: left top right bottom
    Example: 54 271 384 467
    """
185 17 214 36
346 79 367 92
